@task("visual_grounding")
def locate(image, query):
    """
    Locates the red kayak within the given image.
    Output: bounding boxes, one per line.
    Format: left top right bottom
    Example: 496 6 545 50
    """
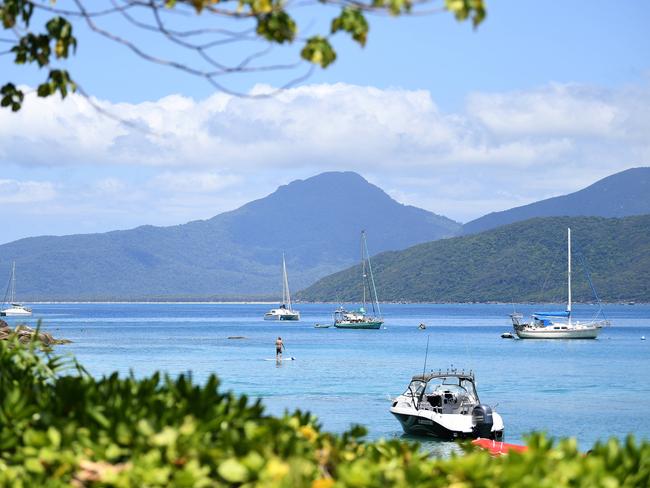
472 438 528 456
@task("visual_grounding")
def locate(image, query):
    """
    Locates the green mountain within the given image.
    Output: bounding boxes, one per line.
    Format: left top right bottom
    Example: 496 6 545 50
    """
463 167 650 235
0 172 460 301
298 215 650 303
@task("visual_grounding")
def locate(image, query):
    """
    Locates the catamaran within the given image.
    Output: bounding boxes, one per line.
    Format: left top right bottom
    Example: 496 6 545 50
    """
1 261 32 317
510 228 609 339
264 254 300 321
334 231 383 330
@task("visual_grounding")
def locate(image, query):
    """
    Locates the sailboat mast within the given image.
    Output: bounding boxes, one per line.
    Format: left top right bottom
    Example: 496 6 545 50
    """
567 228 572 321
363 232 382 319
282 254 292 310
361 231 367 309
10 261 15 304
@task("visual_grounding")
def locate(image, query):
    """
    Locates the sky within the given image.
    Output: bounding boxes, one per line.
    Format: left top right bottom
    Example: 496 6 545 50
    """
0 0 649 244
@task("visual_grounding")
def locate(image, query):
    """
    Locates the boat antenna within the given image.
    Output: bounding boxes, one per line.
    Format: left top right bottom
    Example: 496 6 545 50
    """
422 335 430 378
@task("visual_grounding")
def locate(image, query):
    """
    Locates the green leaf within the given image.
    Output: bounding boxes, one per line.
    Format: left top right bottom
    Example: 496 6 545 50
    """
0 83 24 112
371 0 412 16
36 69 76 100
331 7 369 47
445 0 487 28
218 458 249 483
46 16 77 59
301 36 336 68
256 11 297 44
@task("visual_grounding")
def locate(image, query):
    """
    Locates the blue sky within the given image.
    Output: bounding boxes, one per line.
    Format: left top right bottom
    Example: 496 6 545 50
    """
1 0 649 243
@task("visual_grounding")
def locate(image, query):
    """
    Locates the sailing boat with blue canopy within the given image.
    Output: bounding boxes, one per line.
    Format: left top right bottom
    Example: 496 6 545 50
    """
510 228 609 339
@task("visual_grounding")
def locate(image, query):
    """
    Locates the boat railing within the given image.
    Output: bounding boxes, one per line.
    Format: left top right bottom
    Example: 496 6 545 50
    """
575 319 610 328
509 313 524 326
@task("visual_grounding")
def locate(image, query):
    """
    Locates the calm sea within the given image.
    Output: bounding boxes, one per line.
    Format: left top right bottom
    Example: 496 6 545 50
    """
8 303 649 451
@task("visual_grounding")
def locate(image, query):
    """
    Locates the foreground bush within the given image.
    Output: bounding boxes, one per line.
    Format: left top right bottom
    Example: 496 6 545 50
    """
0 338 648 487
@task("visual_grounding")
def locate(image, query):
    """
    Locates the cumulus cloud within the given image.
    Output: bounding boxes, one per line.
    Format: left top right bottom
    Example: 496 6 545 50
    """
466 83 621 137
0 81 648 242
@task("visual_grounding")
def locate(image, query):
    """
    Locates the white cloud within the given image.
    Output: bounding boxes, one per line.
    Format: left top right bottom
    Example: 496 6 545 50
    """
0 179 57 204
150 171 240 194
0 80 648 241
466 83 621 137
2 81 647 172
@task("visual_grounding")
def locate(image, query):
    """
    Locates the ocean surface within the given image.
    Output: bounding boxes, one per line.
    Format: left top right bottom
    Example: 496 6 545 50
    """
8 303 649 452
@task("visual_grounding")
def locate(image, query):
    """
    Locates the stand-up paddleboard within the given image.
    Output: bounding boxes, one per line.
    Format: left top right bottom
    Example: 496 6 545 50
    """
264 357 296 361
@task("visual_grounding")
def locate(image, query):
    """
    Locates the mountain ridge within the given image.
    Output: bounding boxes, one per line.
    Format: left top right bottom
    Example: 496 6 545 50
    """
0 171 460 300
462 167 650 234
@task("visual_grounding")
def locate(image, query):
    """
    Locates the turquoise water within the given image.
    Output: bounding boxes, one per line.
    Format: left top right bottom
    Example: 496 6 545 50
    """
8 303 649 450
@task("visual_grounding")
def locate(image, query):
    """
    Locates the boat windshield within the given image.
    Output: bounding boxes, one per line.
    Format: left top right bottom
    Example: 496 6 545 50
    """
423 376 478 399
403 380 426 397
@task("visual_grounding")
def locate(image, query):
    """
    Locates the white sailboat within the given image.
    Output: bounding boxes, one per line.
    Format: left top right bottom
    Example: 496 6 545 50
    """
1 261 32 317
264 254 300 321
510 228 608 339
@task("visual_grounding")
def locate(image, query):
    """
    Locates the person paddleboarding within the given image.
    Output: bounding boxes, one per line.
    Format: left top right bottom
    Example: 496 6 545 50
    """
275 336 285 360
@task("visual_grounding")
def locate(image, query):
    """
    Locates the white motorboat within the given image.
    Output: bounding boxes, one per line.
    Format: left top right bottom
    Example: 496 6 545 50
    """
1 262 32 317
264 254 300 321
510 228 608 339
390 369 504 441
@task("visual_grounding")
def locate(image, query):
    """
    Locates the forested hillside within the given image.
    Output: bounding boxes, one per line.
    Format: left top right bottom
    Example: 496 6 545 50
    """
299 215 650 303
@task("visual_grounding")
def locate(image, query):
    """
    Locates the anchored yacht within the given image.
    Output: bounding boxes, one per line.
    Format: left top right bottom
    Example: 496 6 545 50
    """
333 231 383 330
511 228 608 339
0 262 32 317
264 255 300 321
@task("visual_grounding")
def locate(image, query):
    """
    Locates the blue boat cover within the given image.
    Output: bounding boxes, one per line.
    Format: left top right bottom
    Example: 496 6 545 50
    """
533 311 570 318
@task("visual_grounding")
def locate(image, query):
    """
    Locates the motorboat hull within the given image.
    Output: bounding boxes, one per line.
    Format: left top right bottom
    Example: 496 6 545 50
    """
334 320 382 330
390 409 504 441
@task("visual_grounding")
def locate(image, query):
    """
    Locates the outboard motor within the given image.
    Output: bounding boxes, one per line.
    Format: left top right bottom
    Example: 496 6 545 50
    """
472 404 494 438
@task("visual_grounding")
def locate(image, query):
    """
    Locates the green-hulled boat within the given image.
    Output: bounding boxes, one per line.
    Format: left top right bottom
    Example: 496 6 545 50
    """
333 231 384 330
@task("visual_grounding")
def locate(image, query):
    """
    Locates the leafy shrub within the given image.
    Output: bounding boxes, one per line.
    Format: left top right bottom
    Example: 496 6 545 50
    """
0 338 648 487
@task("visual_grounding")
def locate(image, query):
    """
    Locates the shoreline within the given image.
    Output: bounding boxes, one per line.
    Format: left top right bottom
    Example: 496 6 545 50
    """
22 300 647 305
